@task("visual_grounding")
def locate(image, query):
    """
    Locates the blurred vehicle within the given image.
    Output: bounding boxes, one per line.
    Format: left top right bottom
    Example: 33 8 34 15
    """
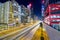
44 4 60 31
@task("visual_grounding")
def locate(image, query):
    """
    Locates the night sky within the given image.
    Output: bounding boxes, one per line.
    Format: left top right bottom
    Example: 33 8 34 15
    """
16 0 41 18
0 0 41 19
0 0 60 19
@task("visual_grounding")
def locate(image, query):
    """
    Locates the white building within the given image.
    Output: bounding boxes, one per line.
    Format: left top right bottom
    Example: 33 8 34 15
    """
0 2 10 24
0 1 21 27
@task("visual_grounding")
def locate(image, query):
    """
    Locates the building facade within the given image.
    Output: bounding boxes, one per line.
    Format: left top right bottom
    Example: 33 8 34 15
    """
0 1 20 27
0 0 32 27
20 5 31 23
0 2 10 26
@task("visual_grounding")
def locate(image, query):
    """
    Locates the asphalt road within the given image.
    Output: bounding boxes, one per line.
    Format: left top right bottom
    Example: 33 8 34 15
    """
20 24 40 40
0 21 40 40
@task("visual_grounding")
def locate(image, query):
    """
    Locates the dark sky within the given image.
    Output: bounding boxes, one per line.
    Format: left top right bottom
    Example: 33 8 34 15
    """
0 0 60 19
0 0 41 19
16 0 41 18
16 0 41 19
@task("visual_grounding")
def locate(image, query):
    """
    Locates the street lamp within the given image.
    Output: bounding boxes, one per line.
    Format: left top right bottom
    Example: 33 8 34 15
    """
16 18 19 21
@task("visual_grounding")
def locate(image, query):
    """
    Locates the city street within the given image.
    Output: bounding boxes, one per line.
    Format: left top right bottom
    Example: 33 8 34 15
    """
0 0 60 40
0 20 60 40
0 21 49 40
0 21 40 40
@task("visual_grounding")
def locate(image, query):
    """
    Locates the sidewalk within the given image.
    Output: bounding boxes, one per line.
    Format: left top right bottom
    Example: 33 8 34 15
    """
43 23 60 40
0 21 36 37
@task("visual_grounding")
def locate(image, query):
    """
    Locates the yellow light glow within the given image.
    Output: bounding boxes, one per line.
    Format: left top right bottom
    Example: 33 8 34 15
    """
43 28 46 31
16 18 19 21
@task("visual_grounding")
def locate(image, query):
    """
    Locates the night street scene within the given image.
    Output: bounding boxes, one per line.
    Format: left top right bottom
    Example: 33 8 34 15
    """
0 0 60 40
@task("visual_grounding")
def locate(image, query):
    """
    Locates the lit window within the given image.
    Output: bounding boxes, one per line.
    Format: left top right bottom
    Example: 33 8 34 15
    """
51 7 58 10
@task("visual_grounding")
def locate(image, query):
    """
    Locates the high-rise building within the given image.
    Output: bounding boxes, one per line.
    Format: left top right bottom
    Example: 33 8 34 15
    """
0 0 20 27
0 2 10 24
0 0 32 27
18 6 21 24
27 4 32 23
20 5 31 23
12 0 21 26
0 1 15 26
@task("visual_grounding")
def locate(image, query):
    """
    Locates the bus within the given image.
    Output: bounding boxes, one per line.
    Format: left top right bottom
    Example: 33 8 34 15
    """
44 4 60 31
